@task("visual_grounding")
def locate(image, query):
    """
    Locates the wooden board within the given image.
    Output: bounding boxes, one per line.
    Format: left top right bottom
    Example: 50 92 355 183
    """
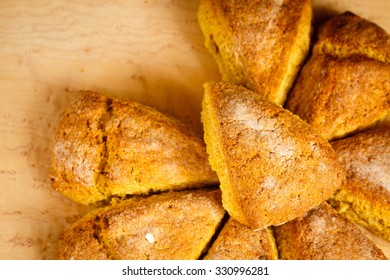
0 0 389 260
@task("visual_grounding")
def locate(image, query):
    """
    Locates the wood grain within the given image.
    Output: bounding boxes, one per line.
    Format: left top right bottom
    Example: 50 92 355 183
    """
0 0 389 259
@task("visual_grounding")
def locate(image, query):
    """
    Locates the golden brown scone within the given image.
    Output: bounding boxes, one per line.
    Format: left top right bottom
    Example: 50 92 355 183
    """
328 128 390 241
50 91 219 205
286 12 390 141
198 0 312 105
314 11 390 62
204 217 278 260
286 54 390 140
273 202 387 260
58 189 225 260
201 81 345 230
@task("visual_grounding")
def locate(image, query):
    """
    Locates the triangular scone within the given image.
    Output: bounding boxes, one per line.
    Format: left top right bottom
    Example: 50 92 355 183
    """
58 189 225 260
198 0 312 105
314 11 390 62
201 81 345 230
273 203 387 260
50 91 219 205
204 217 278 260
286 12 390 141
328 128 390 241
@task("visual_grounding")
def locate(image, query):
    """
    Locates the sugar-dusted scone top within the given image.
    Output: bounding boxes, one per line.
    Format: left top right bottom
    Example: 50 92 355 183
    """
286 12 390 141
201 81 345 230
204 217 278 260
314 11 390 62
58 189 225 260
329 128 390 241
286 54 390 140
50 91 219 205
273 203 387 260
198 0 312 105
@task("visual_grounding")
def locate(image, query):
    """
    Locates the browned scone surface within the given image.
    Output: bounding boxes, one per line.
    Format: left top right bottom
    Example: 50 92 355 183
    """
273 203 387 260
286 11 390 141
50 91 218 205
329 128 390 240
198 0 312 105
314 11 390 62
58 189 225 260
204 217 278 260
202 81 345 230
286 54 390 140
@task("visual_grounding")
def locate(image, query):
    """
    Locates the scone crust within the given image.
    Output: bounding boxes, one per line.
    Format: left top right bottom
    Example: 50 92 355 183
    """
202 81 345 230
58 189 225 260
204 217 278 260
274 203 387 260
198 0 312 105
329 128 390 240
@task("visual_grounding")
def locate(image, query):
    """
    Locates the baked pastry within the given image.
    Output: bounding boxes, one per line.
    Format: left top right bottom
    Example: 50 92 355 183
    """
58 189 225 260
286 12 390 140
328 128 390 241
204 217 278 260
201 81 345 230
50 91 219 205
273 202 387 260
198 0 312 105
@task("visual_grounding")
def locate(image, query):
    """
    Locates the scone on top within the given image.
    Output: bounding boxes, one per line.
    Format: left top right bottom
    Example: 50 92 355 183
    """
286 12 390 141
201 81 345 230
198 0 312 105
58 189 225 260
50 91 219 205
273 202 387 260
328 128 390 241
204 217 278 260
314 11 390 63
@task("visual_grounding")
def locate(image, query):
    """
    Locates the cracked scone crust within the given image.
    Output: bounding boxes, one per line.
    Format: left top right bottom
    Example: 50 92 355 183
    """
286 12 390 141
274 202 387 260
197 0 312 105
50 91 218 205
329 128 390 241
201 81 345 230
204 217 278 260
58 189 225 260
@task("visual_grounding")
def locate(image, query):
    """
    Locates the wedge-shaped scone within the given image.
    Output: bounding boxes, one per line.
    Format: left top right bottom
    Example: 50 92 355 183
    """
273 203 387 260
286 12 390 140
198 0 312 105
204 217 278 260
314 11 390 62
328 128 390 241
58 189 225 260
50 91 218 205
201 81 345 230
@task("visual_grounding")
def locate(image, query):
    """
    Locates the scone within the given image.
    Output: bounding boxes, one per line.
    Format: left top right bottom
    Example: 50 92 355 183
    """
328 128 390 241
198 0 312 105
273 202 387 260
50 91 219 205
201 81 345 230
286 12 390 140
204 217 278 260
58 189 225 260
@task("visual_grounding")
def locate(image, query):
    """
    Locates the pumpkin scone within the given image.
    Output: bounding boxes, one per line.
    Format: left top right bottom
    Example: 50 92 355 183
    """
328 128 390 241
204 217 278 260
273 202 387 260
286 12 390 141
50 91 218 205
198 0 312 105
58 189 225 260
201 81 345 230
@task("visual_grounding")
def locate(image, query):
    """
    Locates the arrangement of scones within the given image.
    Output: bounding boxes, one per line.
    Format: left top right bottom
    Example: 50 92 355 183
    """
51 0 390 260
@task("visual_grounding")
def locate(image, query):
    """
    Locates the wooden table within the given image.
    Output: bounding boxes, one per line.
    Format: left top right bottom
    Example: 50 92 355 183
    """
1 0 389 259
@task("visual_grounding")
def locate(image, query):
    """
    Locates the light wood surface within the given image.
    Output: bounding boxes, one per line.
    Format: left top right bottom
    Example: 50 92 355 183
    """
0 0 389 259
